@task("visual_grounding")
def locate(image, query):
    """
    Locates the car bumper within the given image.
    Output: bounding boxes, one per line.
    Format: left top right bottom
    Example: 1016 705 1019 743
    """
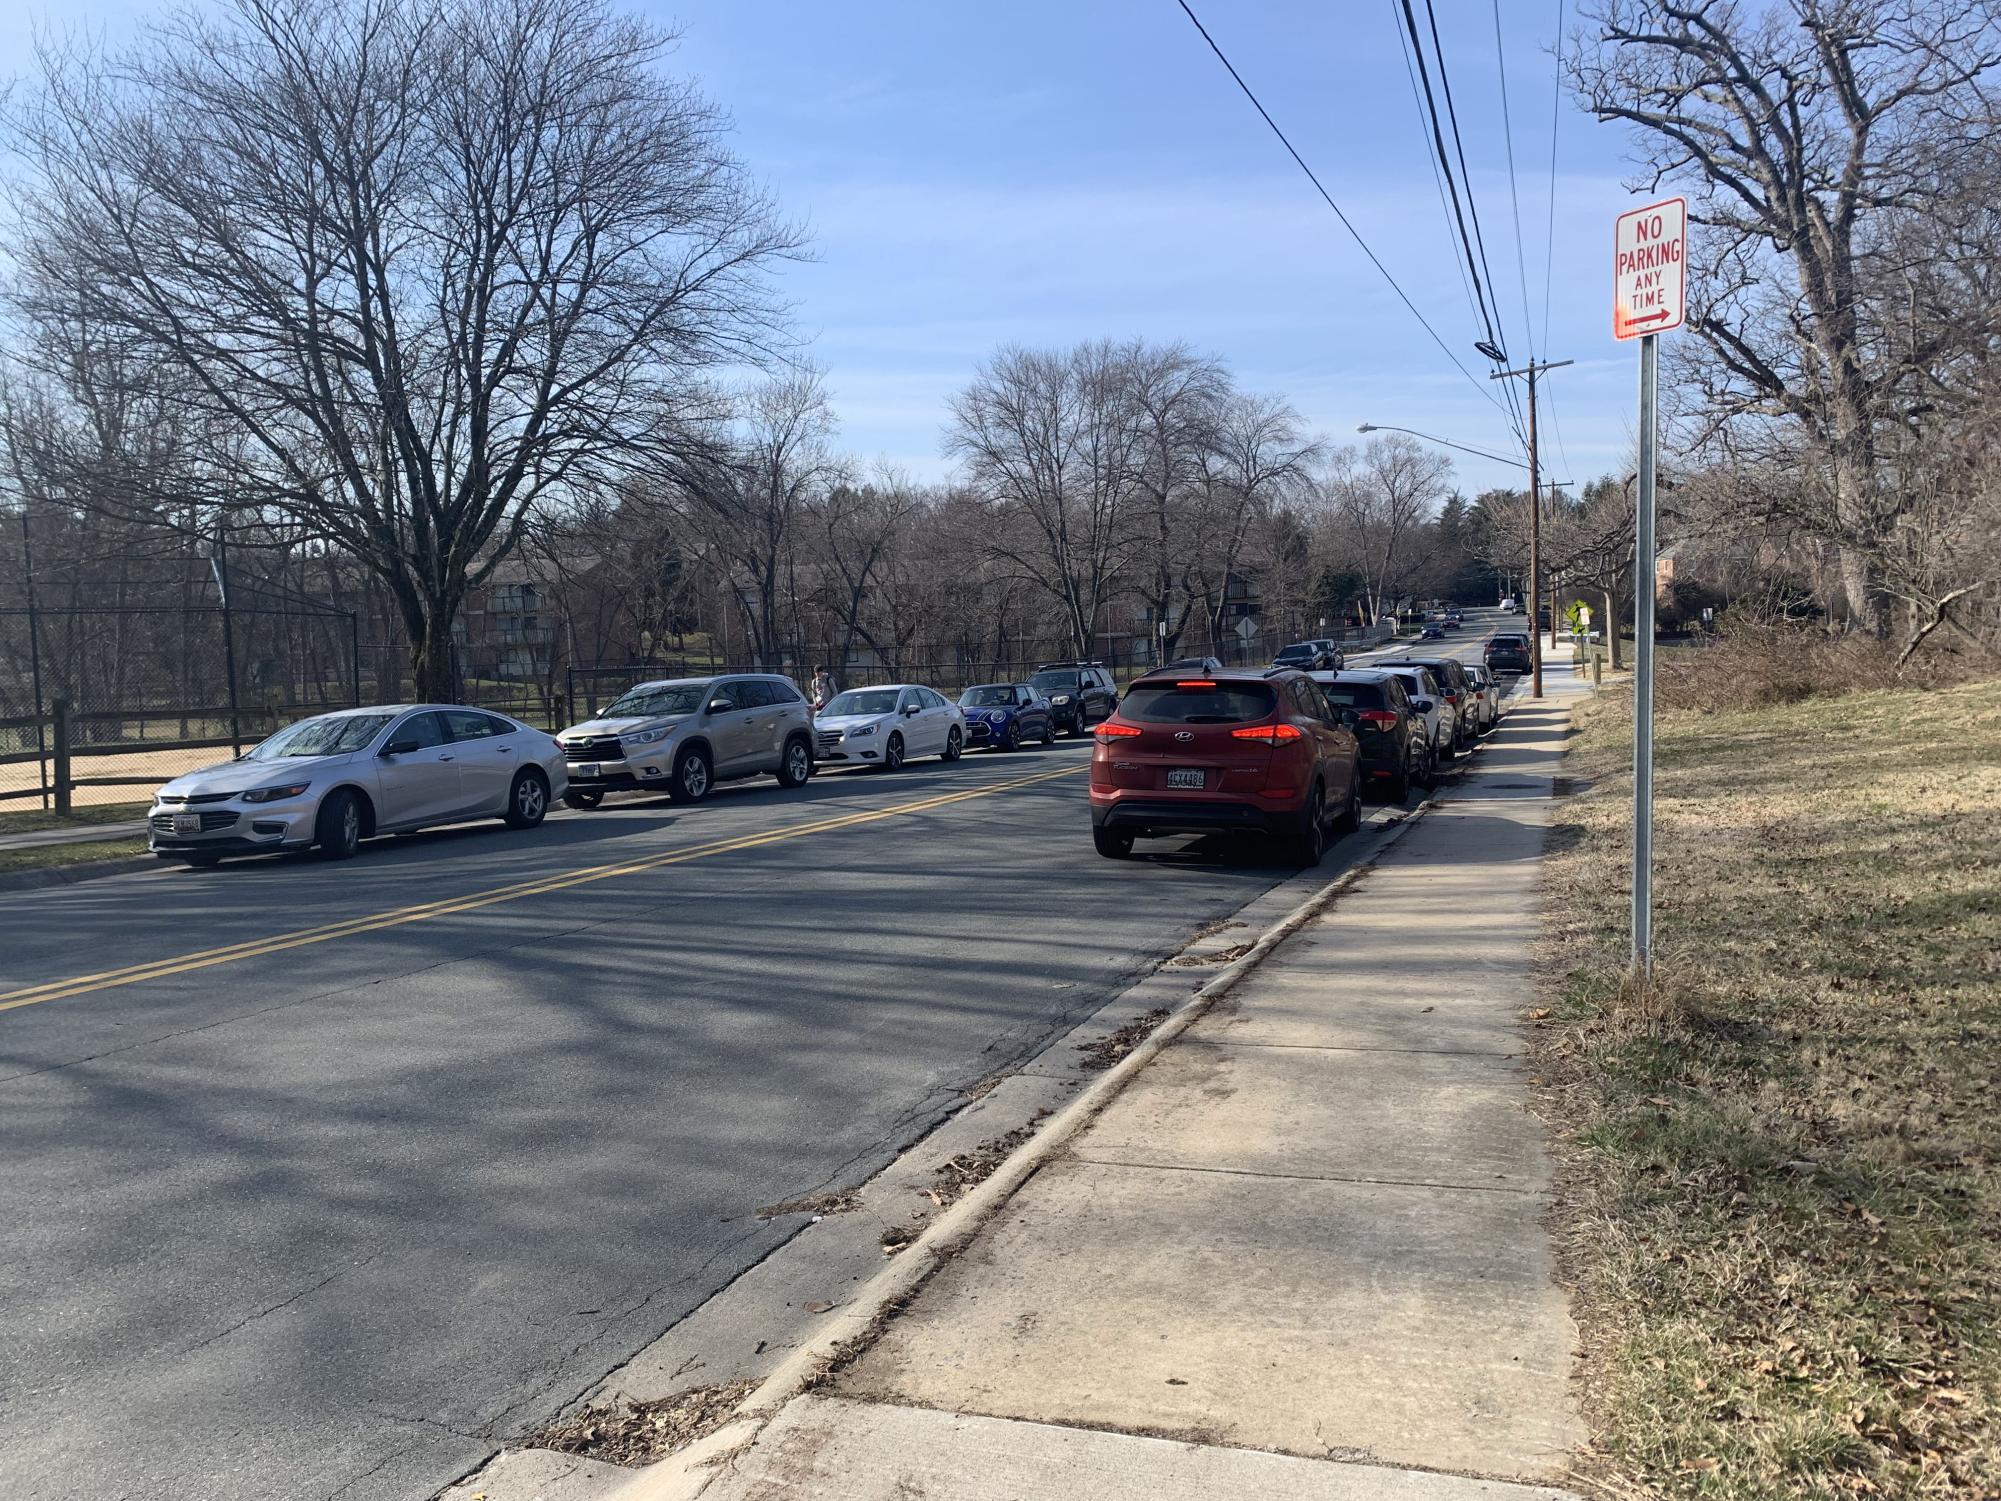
148 802 316 855
564 753 674 789
964 721 1004 745
1090 792 1301 839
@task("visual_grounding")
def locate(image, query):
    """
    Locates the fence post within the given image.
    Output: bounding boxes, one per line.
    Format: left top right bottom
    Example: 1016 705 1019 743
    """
52 698 72 815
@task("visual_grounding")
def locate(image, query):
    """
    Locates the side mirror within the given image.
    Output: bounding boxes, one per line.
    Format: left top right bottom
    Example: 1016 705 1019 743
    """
903 703 921 716
706 697 735 714
380 739 418 757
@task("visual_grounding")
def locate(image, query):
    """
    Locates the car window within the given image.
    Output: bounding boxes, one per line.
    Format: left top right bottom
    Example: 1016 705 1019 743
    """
739 679 779 709
1120 680 1276 724
926 688 949 709
392 711 447 750
1321 682 1384 709
444 709 499 741
898 689 922 713
961 686 1018 707
768 678 804 702
248 711 397 759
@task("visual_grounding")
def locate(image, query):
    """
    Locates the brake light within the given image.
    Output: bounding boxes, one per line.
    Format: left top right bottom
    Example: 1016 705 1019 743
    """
1230 723 1303 744
1095 722 1141 742
1358 709 1399 730
1174 680 1216 688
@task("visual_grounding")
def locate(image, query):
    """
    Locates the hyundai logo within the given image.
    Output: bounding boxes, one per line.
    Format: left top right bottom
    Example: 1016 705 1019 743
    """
1174 730 1195 742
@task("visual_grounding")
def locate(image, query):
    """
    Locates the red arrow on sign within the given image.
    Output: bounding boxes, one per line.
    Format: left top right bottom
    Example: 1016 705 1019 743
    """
1627 308 1673 326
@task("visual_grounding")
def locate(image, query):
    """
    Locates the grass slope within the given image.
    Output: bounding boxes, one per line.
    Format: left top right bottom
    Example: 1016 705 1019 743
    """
1539 679 2001 1497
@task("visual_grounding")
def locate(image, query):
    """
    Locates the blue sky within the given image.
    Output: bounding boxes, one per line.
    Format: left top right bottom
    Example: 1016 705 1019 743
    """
1 1 1645 495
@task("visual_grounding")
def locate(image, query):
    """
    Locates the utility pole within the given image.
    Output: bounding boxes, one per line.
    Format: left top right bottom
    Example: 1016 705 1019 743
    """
1488 357 1572 698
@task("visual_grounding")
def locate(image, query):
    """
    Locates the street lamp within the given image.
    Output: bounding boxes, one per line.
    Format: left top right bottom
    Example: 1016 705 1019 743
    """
1356 423 1527 469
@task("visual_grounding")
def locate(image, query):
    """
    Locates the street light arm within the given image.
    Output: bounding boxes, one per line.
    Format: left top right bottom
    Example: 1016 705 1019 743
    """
1354 423 1528 470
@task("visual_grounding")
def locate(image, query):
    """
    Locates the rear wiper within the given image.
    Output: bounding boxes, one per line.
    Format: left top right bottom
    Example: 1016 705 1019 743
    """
1179 715 1233 724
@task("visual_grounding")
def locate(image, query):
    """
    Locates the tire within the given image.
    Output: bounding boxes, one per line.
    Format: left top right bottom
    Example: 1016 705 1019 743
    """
503 769 549 829
564 788 604 810
1093 825 1134 859
315 788 362 861
942 726 963 761
777 736 813 788
1286 786 1327 867
1000 722 1019 753
185 852 224 869
1335 775 1362 834
1420 738 1441 789
1068 714 1087 739
1383 759 1410 805
1042 717 1057 746
667 745 712 804
1436 725 1457 763
883 732 905 772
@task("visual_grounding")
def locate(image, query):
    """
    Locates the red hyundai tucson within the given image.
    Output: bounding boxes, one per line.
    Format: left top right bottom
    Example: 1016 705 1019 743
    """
1090 669 1362 864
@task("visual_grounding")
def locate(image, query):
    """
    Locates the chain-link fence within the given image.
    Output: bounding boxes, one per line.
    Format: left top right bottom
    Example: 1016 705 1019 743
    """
0 603 360 809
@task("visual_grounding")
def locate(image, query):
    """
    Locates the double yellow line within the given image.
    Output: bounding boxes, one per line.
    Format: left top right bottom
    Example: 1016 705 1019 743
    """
1 764 1082 1014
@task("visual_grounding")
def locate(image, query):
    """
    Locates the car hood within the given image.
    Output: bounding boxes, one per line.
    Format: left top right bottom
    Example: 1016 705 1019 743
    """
159 752 357 797
559 714 693 739
816 713 894 733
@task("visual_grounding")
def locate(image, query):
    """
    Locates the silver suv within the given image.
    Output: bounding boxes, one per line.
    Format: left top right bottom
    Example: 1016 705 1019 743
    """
556 675 815 809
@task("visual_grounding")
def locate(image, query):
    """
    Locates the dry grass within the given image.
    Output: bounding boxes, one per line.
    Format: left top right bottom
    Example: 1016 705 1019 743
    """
1537 676 2001 1498
1656 624 1986 715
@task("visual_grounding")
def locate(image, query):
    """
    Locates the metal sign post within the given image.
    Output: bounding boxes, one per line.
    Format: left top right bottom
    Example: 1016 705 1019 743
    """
1614 197 1685 975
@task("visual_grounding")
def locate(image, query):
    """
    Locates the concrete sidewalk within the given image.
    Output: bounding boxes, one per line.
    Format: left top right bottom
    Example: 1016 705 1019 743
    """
636 695 1587 1500
0 820 146 852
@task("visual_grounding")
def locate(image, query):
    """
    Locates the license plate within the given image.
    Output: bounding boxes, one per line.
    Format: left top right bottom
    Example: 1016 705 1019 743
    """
1167 768 1205 789
573 763 599 778
172 813 201 834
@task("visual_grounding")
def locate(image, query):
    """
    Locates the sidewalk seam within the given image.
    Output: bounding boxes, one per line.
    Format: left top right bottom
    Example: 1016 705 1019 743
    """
1061 1154 1550 1197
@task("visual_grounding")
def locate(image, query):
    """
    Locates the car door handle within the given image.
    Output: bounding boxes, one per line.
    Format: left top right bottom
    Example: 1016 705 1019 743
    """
438 754 456 762
495 746 513 753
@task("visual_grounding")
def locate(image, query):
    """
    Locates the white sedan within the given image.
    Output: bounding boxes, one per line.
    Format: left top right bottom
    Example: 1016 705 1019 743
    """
147 704 568 866
812 685 965 770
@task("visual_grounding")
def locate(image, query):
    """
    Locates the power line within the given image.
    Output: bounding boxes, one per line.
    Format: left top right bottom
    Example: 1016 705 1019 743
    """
1492 0 1538 363
1395 8 1482 347
1169 1 1521 433
1395 0 1527 442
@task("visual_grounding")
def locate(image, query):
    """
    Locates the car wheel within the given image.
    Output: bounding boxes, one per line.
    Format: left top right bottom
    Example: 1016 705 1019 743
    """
1335 775 1362 834
1093 826 1134 859
564 788 604 810
668 745 712 804
185 852 224 869
1000 722 1019 752
503 769 548 829
315 788 362 861
1042 717 1057 746
942 726 963 761
1437 726 1457 763
1384 754 1410 805
883 733 905 772
1287 786 1326 867
777 735 813 788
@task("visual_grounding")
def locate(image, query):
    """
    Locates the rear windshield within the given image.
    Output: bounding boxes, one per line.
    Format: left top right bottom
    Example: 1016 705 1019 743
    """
1121 681 1276 725
1320 683 1385 709
1492 634 1530 647
1272 644 1315 661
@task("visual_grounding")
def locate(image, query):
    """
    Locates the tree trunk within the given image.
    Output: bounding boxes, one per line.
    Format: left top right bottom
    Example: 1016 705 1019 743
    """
405 592 463 703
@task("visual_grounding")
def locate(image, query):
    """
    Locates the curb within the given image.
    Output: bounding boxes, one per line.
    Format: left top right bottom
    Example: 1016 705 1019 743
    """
0 853 157 892
606 800 1437 1501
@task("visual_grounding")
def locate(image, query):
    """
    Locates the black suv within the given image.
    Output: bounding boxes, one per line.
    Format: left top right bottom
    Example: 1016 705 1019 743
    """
1271 639 1345 672
1382 655 1479 750
1312 669 1430 802
1485 633 1532 673
1030 661 1118 737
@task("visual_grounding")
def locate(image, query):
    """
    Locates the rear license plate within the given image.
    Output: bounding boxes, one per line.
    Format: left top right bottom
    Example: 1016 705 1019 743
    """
172 813 201 834
1167 768 1205 789
573 763 599 778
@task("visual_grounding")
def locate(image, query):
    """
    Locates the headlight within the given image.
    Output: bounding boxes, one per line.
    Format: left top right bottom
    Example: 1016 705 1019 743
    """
242 782 310 803
624 726 666 746
849 723 878 737
1052 695 1072 705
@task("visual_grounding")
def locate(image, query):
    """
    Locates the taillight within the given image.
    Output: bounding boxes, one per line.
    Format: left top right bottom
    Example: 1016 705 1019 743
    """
1230 723 1303 745
1358 710 1399 731
1095 721 1141 742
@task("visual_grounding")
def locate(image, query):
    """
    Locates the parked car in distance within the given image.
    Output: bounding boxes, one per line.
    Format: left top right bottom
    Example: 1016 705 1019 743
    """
149 704 566 867
1499 597 1518 613
557 674 814 808
1380 666 1456 765
957 683 1056 751
1384 656 1479 750
1485 633 1532 674
1461 663 1501 733
1311 669 1431 801
813 684 964 770
1161 655 1224 674
1030 661 1119 737
1419 622 1445 640
1089 667 1361 865
1270 640 1343 671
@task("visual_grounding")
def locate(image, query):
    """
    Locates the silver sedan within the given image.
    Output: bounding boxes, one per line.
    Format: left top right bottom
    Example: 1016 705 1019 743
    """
147 704 568 867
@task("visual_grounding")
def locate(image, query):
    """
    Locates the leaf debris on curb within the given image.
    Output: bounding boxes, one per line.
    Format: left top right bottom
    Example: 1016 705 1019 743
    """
531 1379 758 1467
1076 1008 1172 1069
879 1112 1054 1257
754 1189 860 1220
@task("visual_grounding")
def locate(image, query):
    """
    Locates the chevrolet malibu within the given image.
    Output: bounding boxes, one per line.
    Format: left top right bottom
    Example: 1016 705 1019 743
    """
148 705 567 867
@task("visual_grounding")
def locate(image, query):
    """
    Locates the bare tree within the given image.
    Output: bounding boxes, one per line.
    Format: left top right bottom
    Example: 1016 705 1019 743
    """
1184 393 1317 653
1327 435 1454 624
1122 342 1229 660
5 0 802 697
1570 0 2001 637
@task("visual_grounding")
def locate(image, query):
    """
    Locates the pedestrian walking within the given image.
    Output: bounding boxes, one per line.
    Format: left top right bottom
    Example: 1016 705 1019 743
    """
810 665 837 714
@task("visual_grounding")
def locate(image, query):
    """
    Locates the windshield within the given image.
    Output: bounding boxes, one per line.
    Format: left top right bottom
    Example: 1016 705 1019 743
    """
604 682 710 718
1030 672 1080 692
248 712 394 760
1120 681 1276 725
824 689 901 717
961 686 1019 707
1273 644 1314 661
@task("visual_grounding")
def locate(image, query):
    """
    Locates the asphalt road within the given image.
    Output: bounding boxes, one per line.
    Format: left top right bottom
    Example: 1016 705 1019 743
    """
0 616 1516 1501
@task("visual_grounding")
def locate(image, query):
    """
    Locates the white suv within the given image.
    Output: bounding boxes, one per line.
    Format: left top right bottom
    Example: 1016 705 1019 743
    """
556 675 815 808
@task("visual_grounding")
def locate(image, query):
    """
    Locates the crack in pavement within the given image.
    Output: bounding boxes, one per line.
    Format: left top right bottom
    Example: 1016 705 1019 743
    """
181 1250 388 1358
